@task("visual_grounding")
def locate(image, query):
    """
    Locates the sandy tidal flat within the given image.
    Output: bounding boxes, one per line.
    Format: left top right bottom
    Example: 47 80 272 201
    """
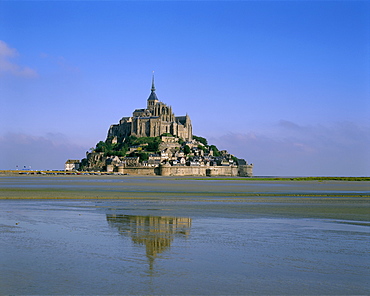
1 175 369 295
0 175 369 221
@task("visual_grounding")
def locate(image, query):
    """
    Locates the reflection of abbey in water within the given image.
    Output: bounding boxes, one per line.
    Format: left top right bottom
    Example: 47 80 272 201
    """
106 215 192 259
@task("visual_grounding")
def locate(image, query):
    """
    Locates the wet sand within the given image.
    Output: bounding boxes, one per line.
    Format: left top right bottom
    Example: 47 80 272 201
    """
1 175 369 295
1 175 369 221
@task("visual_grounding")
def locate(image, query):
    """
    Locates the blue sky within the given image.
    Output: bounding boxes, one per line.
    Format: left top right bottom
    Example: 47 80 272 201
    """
0 1 369 176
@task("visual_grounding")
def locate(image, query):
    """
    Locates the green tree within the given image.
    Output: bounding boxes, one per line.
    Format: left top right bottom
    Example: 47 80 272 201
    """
138 152 149 162
210 145 221 157
184 145 191 155
120 146 127 156
193 135 208 146
79 158 88 170
95 141 106 152
147 141 160 152
128 151 136 157
161 133 173 137
126 135 138 146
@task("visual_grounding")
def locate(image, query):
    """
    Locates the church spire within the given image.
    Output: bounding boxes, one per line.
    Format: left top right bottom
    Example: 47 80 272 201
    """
151 71 156 92
147 71 159 106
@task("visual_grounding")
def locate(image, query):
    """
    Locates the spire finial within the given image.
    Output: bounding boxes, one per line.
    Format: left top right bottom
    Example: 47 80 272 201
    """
151 71 155 92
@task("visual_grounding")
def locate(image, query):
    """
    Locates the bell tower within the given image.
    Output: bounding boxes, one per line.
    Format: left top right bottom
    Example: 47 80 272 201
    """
147 72 159 110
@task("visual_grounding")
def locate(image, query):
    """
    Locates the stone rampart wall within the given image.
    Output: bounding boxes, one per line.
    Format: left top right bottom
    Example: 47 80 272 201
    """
238 165 254 177
118 166 159 175
161 165 209 176
117 165 253 177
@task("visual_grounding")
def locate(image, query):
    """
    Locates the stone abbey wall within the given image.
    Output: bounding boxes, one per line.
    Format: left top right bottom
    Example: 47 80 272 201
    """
107 79 192 143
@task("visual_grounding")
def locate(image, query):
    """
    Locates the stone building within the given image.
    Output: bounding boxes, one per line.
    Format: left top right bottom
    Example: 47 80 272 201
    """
107 76 192 144
65 159 80 171
70 75 253 176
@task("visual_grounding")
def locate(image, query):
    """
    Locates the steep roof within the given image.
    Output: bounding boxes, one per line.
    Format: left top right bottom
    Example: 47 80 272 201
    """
176 116 187 124
147 91 158 101
65 159 80 164
147 73 159 101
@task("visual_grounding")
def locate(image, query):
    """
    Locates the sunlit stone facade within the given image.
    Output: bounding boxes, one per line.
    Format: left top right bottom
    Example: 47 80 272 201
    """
107 76 192 143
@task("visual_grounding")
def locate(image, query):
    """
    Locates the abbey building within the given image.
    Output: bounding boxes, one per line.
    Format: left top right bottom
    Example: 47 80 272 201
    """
107 76 192 144
67 75 253 177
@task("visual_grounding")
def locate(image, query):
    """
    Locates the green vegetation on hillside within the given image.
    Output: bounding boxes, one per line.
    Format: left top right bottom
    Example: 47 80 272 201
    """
209 145 221 156
193 135 208 146
94 136 161 157
80 133 231 171
93 134 223 159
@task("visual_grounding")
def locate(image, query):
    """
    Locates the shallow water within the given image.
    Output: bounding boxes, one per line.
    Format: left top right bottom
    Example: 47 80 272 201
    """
1 199 369 295
1 176 369 295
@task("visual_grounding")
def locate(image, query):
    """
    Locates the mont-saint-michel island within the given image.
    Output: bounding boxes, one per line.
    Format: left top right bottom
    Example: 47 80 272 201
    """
66 76 253 177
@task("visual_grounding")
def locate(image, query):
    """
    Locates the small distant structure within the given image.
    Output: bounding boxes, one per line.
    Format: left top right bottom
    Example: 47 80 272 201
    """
65 159 80 171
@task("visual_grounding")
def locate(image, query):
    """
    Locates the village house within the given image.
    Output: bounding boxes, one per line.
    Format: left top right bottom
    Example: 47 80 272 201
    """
65 160 80 171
